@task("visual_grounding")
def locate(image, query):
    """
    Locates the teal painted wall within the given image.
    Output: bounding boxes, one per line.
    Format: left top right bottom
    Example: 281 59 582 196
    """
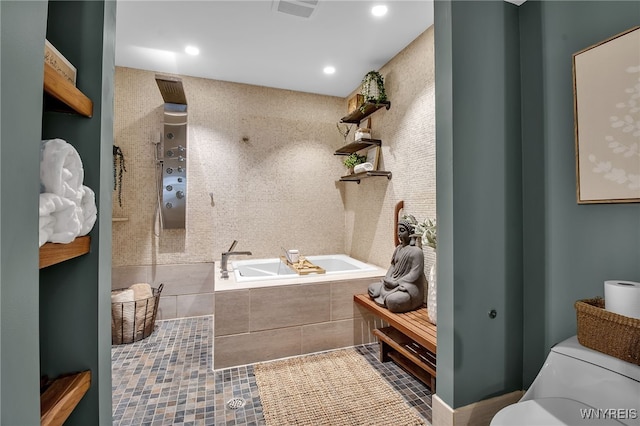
435 0 523 408
520 0 640 385
437 0 640 409
0 1 48 423
1 0 114 423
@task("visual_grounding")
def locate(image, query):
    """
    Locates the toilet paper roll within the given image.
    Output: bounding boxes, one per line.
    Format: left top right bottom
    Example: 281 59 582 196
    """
354 162 374 174
604 280 640 319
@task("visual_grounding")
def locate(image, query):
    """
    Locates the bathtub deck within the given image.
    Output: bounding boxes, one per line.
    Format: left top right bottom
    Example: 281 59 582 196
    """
354 294 437 391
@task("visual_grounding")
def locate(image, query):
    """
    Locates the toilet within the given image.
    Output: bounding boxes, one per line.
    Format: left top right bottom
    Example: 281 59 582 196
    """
491 335 640 425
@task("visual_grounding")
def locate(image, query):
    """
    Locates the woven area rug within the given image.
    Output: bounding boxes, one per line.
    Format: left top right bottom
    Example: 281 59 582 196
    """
254 347 427 426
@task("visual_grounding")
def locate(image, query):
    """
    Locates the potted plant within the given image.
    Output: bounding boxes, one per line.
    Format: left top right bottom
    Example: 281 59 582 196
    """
343 153 367 175
360 70 387 109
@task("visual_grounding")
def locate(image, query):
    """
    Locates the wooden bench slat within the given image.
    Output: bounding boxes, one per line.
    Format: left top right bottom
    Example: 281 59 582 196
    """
354 294 437 353
355 293 437 391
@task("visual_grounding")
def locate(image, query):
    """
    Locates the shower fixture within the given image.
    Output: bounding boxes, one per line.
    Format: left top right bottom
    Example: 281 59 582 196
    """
155 74 188 229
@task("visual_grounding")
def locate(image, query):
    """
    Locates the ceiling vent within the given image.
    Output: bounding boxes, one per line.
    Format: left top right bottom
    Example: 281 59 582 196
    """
274 0 318 18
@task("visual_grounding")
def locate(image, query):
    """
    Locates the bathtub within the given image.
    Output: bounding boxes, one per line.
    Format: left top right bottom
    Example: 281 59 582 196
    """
215 254 386 291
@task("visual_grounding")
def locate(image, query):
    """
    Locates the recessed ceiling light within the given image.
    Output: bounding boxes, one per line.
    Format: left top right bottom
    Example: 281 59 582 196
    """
371 5 388 17
185 45 200 56
323 66 336 75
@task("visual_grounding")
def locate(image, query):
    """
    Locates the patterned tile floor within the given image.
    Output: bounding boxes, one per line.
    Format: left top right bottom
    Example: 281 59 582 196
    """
112 315 432 425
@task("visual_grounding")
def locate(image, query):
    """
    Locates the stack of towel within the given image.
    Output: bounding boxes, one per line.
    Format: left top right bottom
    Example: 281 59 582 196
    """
111 283 157 344
39 138 97 246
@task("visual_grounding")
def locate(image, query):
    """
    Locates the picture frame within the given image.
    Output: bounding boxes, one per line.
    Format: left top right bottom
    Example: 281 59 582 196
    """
573 26 640 204
366 146 380 170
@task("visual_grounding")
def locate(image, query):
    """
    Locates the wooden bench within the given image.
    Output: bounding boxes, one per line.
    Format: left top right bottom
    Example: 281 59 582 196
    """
354 294 437 391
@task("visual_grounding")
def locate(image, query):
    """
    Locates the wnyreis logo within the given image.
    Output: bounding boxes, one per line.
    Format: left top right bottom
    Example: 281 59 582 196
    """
580 408 638 420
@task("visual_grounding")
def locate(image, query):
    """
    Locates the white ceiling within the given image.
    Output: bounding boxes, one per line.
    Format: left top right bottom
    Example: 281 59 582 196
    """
115 0 435 98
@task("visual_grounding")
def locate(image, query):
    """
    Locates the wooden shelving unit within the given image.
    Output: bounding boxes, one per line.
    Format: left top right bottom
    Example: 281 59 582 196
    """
40 370 91 426
340 101 391 124
43 63 93 117
339 170 392 184
39 236 91 269
336 101 391 182
334 138 382 156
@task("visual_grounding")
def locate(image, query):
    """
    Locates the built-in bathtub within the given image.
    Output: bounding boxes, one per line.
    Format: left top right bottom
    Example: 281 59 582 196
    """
215 254 385 291
213 254 387 368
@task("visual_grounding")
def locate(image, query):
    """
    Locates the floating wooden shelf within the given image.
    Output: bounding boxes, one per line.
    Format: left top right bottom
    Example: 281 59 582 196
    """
39 236 91 269
41 370 91 426
340 101 391 124
339 170 392 183
43 63 93 117
112 217 129 222
334 138 382 156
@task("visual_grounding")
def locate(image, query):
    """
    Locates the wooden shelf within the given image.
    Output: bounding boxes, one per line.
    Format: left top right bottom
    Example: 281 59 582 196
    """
334 138 382 156
43 63 93 117
39 236 91 269
339 170 392 183
340 101 391 124
41 370 91 426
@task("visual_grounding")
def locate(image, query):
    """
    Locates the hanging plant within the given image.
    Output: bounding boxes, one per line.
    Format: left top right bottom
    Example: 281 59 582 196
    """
113 145 127 207
360 70 387 106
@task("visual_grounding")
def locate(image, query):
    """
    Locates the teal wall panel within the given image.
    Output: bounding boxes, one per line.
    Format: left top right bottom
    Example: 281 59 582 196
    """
435 0 523 408
521 0 640 386
0 1 48 423
438 0 640 410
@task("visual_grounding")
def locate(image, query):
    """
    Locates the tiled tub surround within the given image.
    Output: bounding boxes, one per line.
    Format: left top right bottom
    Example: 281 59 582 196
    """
214 262 388 369
112 262 214 320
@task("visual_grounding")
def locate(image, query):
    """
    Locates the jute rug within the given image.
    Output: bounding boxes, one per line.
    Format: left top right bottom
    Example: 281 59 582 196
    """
254 347 427 426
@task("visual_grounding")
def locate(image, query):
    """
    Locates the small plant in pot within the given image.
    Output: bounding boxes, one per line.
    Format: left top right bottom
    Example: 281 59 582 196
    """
343 153 367 175
360 70 387 112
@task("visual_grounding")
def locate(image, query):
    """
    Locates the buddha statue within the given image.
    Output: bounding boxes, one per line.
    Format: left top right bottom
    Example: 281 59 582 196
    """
368 220 426 313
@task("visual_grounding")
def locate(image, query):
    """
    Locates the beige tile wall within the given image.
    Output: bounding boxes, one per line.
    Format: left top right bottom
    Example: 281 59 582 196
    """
343 28 437 272
112 262 214 320
112 67 347 267
213 276 386 369
112 26 436 335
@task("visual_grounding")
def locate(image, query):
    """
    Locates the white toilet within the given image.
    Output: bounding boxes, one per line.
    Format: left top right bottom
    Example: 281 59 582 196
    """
491 335 640 425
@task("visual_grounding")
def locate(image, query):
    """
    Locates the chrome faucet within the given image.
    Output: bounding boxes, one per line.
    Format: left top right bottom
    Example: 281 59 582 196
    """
220 240 252 279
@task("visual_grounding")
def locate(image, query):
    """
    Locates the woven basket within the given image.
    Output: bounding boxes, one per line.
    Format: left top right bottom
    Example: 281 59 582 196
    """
575 297 640 365
111 284 163 345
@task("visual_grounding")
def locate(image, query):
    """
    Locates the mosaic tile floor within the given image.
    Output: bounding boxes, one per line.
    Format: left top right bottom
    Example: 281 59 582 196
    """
112 315 432 425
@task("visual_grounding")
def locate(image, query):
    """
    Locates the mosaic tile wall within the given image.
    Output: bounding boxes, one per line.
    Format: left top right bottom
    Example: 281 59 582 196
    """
112 27 436 277
112 68 346 266
343 27 437 272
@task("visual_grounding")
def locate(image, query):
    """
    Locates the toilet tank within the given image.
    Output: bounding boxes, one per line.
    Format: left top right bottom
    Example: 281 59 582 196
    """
523 336 640 416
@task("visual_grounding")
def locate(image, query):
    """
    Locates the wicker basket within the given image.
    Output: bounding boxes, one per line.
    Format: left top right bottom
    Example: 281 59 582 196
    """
575 297 640 365
111 284 163 345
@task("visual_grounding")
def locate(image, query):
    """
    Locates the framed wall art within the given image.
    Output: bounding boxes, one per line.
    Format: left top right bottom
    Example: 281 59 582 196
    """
573 26 640 204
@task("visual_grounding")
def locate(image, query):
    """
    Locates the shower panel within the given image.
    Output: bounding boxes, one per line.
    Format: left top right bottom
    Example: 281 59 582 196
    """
155 75 188 229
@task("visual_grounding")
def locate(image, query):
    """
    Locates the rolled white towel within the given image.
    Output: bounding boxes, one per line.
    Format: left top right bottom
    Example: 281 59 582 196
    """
79 185 97 236
40 138 85 204
39 215 55 247
39 193 82 245
354 162 374 174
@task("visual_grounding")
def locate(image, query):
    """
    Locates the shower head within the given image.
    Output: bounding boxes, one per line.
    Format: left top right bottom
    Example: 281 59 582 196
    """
155 74 187 105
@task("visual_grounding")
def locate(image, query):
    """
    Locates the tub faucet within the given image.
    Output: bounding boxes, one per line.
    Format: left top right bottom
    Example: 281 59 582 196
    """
220 240 252 279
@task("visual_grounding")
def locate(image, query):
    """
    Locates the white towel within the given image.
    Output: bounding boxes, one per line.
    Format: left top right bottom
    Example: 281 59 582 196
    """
79 185 97 236
38 193 82 246
354 162 374 173
40 138 85 204
39 215 56 247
